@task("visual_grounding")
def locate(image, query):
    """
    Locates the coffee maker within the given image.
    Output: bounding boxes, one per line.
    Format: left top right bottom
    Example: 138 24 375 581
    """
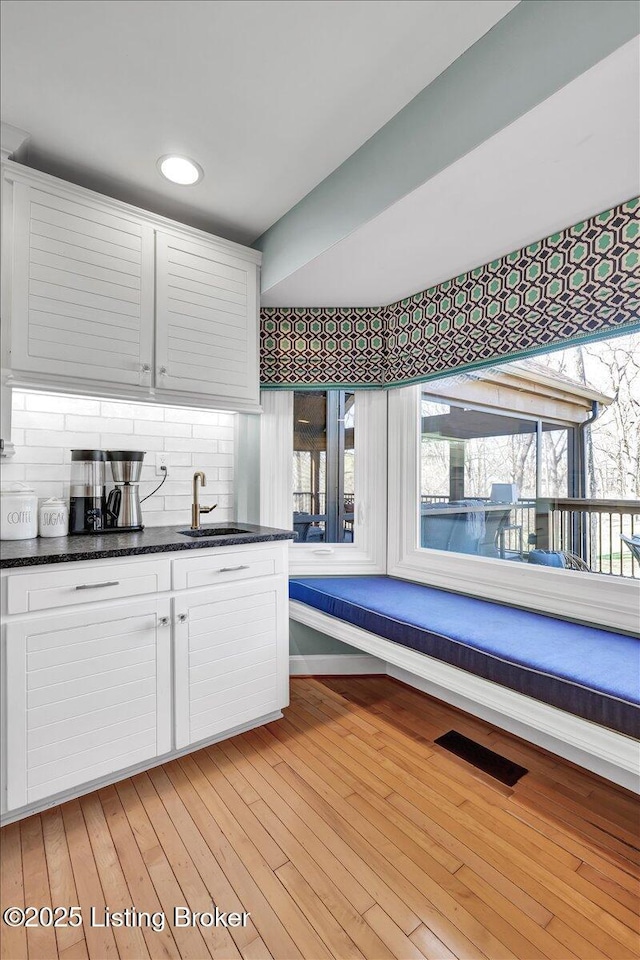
69 449 108 534
106 451 145 531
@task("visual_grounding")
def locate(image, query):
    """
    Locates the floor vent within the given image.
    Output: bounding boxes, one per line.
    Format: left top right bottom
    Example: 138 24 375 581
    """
435 730 528 786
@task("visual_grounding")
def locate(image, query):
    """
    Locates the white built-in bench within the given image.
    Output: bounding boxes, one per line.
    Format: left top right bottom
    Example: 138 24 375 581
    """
289 575 640 791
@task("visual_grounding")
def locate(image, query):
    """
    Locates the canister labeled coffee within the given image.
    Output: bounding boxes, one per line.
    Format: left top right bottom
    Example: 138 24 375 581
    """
0 484 38 540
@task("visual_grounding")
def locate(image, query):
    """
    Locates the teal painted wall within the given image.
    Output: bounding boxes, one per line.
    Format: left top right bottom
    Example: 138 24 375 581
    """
289 620 362 656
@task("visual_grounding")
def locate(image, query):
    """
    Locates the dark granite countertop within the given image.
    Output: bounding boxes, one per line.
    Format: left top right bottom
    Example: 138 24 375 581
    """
0 522 295 568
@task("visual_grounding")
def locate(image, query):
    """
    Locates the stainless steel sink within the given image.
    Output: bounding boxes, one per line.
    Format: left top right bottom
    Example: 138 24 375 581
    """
178 527 251 538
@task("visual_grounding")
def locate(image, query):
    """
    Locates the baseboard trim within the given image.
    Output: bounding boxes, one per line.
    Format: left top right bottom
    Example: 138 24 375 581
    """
289 654 387 675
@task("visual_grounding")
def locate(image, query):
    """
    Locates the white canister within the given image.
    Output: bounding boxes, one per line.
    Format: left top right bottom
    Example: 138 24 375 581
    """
39 498 69 537
0 484 39 540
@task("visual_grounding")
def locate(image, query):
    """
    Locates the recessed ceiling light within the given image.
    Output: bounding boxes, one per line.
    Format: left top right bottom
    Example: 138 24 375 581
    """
157 155 203 186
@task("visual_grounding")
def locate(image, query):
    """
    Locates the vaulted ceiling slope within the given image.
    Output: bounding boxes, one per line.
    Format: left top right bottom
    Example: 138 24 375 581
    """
0 0 517 243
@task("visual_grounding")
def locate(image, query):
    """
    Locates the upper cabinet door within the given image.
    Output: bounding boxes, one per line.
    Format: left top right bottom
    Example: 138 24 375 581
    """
155 231 259 408
10 182 154 387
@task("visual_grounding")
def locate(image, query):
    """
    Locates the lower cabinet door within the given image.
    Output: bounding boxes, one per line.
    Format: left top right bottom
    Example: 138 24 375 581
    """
5 598 172 810
174 577 288 749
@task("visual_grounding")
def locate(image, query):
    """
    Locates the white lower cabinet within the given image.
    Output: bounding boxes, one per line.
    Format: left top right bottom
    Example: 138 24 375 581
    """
174 577 288 749
1 542 290 820
5 597 172 810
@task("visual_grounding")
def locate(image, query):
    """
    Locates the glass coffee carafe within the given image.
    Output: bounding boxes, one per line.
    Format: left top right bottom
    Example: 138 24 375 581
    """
68 449 107 533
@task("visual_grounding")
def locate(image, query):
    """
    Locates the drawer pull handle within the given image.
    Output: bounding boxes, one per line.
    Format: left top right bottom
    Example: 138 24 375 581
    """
75 581 120 590
218 565 249 573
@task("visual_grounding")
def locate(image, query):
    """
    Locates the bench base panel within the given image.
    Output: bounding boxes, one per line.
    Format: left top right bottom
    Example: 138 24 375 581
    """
290 600 640 793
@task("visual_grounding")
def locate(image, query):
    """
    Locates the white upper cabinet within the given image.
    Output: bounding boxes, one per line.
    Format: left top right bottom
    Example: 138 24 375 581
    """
3 163 262 411
10 181 155 388
155 231 259 406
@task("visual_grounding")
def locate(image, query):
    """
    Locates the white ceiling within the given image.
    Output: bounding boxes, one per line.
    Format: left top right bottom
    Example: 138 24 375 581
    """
261 38 640 307
0 0 517 244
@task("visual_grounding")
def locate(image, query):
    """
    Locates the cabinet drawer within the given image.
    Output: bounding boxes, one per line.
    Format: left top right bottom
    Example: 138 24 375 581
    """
172 546 284 590
7 558 171 614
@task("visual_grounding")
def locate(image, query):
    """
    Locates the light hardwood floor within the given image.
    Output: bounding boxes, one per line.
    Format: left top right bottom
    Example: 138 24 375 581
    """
1 676 639 960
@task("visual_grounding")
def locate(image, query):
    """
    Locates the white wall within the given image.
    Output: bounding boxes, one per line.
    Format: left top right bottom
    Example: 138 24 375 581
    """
1 390 235 526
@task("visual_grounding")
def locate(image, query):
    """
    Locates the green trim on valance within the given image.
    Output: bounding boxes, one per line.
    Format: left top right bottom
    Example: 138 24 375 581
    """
260 196 639 388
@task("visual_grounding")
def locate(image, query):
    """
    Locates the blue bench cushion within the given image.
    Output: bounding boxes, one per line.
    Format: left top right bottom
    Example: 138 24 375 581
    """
289 576 640 738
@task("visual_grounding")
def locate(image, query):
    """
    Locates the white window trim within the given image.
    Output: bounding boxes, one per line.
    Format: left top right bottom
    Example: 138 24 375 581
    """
260 389 387 575
387 385 640 634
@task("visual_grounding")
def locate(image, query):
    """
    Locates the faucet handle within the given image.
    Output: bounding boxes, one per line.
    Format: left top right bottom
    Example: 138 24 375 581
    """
200 504 218 514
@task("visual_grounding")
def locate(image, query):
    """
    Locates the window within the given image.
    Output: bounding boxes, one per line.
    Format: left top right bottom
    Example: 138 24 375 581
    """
260 389 386 575
420 399 540 560
416 335 640 578
388 332 640 631
293 391 355 543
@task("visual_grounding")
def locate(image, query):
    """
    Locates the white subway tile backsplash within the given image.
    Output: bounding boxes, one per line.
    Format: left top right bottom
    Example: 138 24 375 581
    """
66 415 134 434
13 411 65 430
25 430 102 448
23 464 69 482
192 424 222 440
24 393 101 415
164 407 227 425
28 481 65 498
10 447 65 464
163 437 209 453
0 462 26 482
7 389 236 527
141 507 231 526
154 464 198 481
159 481 193 497
162 495 198 511
100 400 165 421
196 452 233 467
164 452 192 468
134 420 191 438
102 434 165 452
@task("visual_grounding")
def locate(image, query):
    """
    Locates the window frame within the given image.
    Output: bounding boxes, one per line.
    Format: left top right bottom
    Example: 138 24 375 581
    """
261 389 387 575
388 385 639 633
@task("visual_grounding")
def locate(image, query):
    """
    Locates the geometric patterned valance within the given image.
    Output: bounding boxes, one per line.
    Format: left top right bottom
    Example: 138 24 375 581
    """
260 196 640 388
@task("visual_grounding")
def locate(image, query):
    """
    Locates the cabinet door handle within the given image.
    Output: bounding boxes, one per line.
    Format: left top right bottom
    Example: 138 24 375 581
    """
158 365 168 376
177 612 188 623
75 580 120 590
140 363 151 373
218 565 249 573
159 616 170 626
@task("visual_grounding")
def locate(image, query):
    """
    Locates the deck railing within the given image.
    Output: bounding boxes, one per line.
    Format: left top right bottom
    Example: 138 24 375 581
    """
535 498 640 578
421 495 537 556
421 495 640 577
294 492 354 515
